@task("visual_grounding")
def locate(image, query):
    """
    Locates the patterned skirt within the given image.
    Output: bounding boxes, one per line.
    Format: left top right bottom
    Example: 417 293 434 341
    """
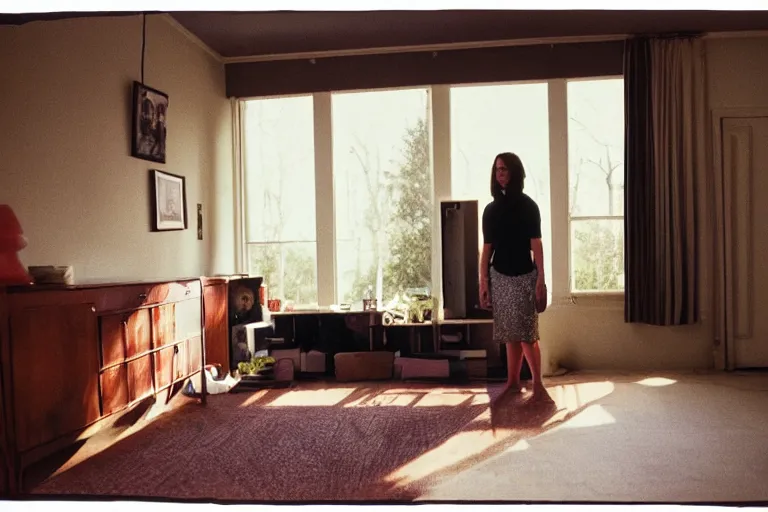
490 266 540 343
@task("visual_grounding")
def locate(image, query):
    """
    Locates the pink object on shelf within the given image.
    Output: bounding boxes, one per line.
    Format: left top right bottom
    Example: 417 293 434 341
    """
259 284 267 306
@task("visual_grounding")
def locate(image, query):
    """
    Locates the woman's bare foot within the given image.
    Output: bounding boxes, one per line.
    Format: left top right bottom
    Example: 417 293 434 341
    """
530 382 554 402
492 383 524 405
502 383 524 395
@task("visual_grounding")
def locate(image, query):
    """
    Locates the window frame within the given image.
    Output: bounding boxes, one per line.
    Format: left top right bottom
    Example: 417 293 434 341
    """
563 75 626 298
238 92 324 306
328 86 434 305
235 75 626 308
448 79 555 306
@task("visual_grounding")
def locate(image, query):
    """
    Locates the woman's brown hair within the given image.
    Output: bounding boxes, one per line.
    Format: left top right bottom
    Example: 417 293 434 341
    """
490 152 526 199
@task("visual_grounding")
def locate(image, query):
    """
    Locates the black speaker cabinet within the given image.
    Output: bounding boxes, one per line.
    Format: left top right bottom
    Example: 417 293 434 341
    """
440 200 490 320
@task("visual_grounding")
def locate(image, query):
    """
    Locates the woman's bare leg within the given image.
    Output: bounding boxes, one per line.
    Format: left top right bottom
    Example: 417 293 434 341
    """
503 341 524 393
521 340 546 398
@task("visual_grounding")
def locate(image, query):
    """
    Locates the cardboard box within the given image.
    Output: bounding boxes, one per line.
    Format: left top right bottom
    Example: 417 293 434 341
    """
271 347 301 369
335 351 394 382
300 350 327 373
394 357 451 380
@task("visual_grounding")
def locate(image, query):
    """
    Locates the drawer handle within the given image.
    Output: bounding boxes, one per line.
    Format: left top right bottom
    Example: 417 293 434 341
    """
185 288 191 296
138 293 147 300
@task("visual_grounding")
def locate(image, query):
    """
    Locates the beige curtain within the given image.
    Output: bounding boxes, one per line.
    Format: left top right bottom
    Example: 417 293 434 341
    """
231 97 245 273
624 36 705 326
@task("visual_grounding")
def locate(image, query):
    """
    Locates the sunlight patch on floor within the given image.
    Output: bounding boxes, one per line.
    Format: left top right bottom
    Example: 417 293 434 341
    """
238 389 271 408
345 393 420 407
384 380 617 490
506 439 531 453
414 393 473 407
542 382 616 429
559 404 616 429
635 377 677 387
265 388 357 406
384 410 513 488
549 381 615 411
381 387 488 395
345 388 488 408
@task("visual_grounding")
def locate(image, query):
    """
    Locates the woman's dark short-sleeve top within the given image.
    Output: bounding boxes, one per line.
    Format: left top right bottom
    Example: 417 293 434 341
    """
482 192 542 277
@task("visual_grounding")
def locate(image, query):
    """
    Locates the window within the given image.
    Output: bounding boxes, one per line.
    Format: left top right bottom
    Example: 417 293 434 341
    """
331 88 433 306
567 78 625 293
242 96 318 306
236 77 627 308
450 83 553 302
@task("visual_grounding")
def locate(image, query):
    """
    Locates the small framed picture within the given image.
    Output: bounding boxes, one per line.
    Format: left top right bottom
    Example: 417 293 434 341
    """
132 81 168 164
150 169 187 231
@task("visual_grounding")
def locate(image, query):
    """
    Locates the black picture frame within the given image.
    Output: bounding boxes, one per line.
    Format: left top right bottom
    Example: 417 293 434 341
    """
150 169 187 232
131 81 168 164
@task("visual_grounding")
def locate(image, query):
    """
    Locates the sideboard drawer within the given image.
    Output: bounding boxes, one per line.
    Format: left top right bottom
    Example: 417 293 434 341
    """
100 309 151 367
94 280 201 313
94 285 155 313
160 281 201 305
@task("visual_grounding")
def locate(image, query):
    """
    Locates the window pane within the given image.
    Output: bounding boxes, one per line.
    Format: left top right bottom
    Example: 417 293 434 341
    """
332 88 433 305
242 96 316 243
567 78 625 217
570 218 624 292
450 83 552 301
247 242 318 306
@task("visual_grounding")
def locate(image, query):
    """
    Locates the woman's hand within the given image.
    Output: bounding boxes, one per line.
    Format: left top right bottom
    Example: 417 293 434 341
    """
480 281 491 309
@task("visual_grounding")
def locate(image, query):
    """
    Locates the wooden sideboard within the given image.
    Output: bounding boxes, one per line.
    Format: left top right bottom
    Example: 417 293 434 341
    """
0 277 208 495
201 276 230 371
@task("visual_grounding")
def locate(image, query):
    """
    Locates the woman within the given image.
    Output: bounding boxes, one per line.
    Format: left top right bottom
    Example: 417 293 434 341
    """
479 152 548 401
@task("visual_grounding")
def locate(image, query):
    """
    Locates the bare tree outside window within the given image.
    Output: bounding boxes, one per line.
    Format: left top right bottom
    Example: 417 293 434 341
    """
567 78 625 293
332 89 433 306
450 83 553 304
242 97 319 306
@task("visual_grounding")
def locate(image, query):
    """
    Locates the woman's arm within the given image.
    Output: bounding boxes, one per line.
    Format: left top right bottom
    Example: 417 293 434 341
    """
480 243 493 308
531 238 545 282
480 243 493 287
480 204 494 293
528 199 544 284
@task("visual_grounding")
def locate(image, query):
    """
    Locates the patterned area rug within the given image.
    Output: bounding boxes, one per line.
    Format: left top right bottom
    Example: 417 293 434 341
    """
30 382 516 501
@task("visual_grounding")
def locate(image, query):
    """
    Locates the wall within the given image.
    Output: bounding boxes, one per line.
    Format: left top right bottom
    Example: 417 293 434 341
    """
538 34 768 372
540 296 712 373
0 14 236 282
706 35 768 109
15 17 754 368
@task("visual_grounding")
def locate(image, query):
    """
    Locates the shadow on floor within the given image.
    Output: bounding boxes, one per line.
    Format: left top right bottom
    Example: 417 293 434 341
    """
25 373 763 503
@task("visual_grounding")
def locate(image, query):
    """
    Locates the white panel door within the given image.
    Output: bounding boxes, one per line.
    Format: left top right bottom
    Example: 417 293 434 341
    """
723 116 768 368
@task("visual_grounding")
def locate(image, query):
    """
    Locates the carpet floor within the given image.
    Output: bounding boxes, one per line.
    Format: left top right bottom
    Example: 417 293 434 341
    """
26 371 768 503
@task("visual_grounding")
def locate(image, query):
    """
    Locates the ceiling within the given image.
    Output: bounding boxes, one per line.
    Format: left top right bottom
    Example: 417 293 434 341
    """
168 10 768 58
3 10 768 59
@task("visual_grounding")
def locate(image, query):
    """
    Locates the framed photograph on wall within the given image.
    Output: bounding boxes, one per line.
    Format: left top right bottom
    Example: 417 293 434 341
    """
150 169 187 231
132 81 168 164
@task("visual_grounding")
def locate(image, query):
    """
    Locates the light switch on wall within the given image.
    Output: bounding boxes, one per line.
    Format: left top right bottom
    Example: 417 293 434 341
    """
197 203 203 241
